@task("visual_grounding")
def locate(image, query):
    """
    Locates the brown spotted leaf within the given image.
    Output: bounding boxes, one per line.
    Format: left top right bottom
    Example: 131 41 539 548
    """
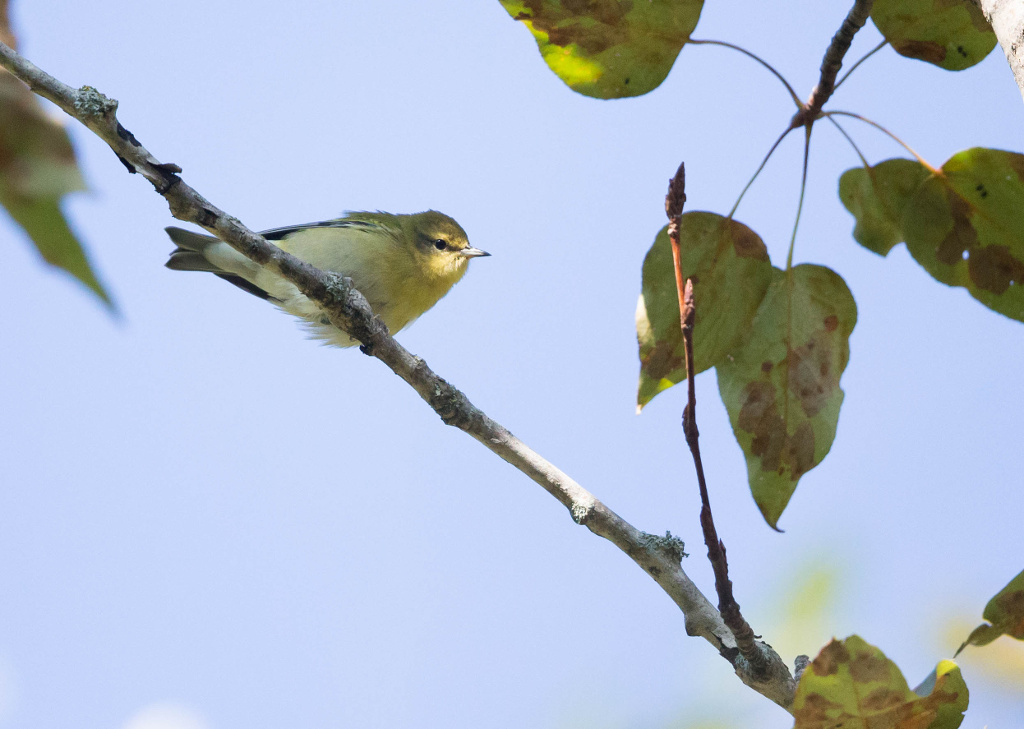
839 158 931 257
499 0 703 98
956 568 1024 655
900 148 1024 322
872 0 996 71
636 212 773 410
794 636 968 729
0 4 110 307
716 265 856 528
841 150 1024 322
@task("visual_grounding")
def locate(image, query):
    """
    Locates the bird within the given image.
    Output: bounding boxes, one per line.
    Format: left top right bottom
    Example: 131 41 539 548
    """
165 210 489 347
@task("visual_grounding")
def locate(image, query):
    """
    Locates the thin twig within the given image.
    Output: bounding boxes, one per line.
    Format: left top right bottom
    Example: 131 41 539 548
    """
791 0 875 129
665 164 775 680
0 41 798 708
665 162 688 325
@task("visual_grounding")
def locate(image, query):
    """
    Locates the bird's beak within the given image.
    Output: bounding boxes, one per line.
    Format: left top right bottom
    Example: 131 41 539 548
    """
460 247 491 258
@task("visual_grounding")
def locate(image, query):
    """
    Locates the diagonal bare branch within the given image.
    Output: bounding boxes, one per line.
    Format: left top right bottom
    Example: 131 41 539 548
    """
0 40 797 709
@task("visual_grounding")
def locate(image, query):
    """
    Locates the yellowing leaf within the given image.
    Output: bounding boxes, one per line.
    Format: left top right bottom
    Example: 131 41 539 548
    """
872 0 996 71
636 213 773 410
716 265 856 528
0 4 110 307
957 568 1024 655
793 636 968 729
841 149 1024 323
499 0 703 98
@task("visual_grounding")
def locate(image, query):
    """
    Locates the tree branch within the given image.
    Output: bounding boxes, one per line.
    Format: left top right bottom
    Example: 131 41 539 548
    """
792 0 875 127
806 0 875 115
969 0 1024 103
0 41 797 708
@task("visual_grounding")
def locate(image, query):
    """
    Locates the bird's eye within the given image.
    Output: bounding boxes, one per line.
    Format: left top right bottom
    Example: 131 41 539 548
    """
433 239 447 251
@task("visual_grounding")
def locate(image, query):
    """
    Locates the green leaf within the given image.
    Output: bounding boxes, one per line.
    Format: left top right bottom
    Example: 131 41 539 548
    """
838 159 931 256
902 148 1024 322
0 190 111 303
636 213 773 410
956 568 1024 655
717 265 856 528
499 0 703 98
871 0 996 71
0 66 111 306
841 149 1024 323
793 636 968 729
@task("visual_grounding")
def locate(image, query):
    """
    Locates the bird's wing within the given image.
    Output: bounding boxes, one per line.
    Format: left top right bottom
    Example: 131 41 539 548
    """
259 218 381 241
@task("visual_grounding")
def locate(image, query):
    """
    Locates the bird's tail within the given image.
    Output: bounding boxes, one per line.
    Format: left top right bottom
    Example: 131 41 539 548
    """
165 227 224 272
164 227 276 301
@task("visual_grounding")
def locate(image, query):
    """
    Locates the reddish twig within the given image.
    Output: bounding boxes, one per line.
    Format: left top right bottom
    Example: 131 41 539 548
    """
664 163 772 678
665 162 688 326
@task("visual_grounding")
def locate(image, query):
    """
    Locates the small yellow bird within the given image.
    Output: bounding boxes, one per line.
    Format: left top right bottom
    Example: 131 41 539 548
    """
165 210 489 347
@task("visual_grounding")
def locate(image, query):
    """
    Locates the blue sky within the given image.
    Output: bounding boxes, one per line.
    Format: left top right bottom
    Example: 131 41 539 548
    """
1 1 1022 727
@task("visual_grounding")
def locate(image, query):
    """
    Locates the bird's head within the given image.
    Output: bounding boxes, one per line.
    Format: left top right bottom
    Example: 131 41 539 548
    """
405 210 489 281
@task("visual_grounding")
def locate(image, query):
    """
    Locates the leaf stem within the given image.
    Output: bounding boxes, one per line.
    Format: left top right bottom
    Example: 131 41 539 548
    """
824 110 939 173
727 126 796 220
785 127 812 272
834 39 888 90
688 38 803 108
824 115 870 169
